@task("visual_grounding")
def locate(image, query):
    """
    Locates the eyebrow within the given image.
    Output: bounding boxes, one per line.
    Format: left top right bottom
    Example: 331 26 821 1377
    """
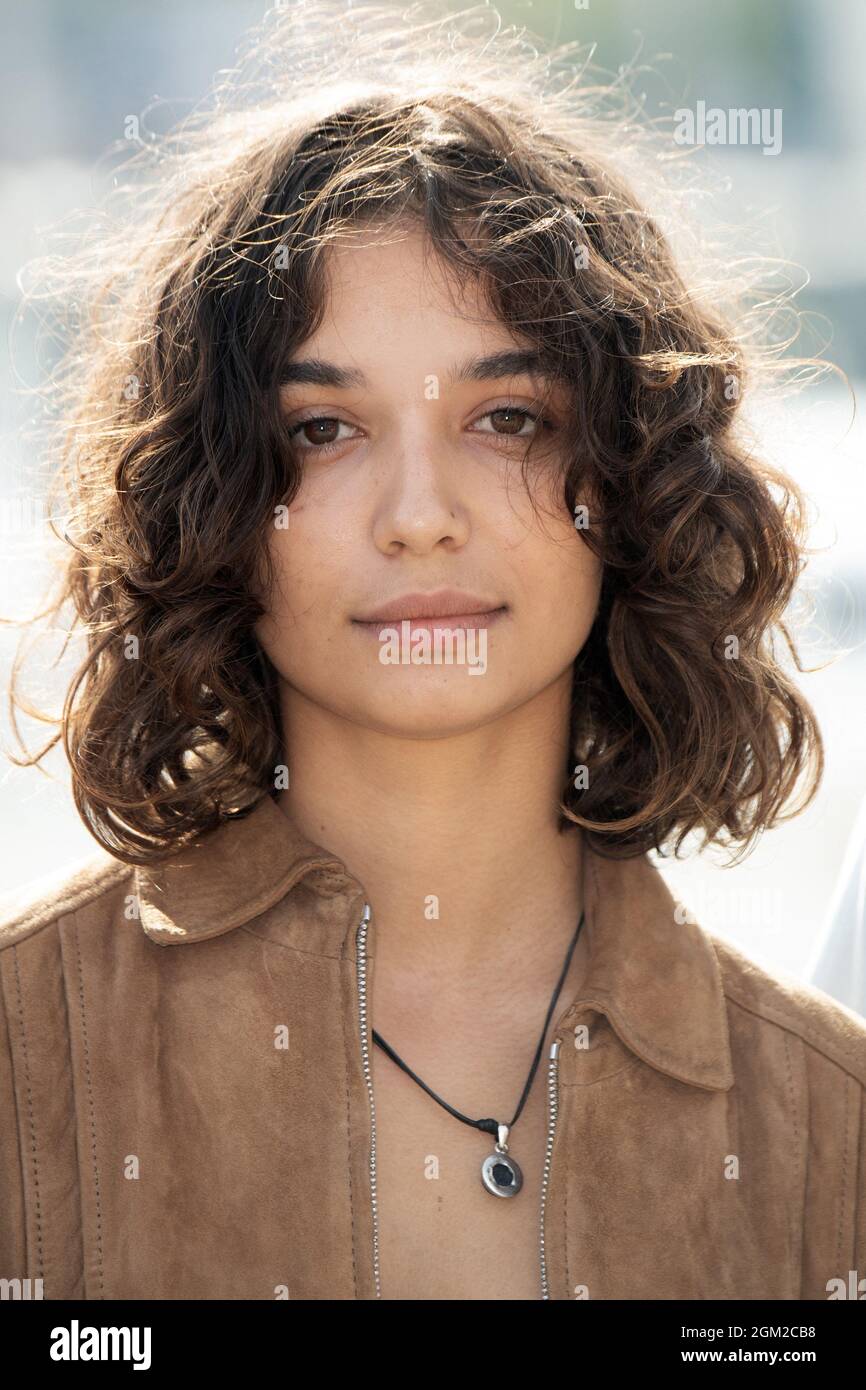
277 349 562 390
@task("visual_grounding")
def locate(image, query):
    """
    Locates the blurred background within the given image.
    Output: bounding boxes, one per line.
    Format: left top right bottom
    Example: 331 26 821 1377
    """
1 0 864 1009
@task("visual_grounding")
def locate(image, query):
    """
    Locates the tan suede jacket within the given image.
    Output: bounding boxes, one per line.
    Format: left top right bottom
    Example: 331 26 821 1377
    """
2 792 865 1300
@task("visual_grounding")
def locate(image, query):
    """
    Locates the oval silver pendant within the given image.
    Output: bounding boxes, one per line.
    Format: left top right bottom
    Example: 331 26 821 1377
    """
481 1149 523 1196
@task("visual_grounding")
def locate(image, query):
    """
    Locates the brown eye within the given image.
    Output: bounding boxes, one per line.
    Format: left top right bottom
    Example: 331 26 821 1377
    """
292 418 340 446
489 407 533 435
472 405 552 441
287 416 356 455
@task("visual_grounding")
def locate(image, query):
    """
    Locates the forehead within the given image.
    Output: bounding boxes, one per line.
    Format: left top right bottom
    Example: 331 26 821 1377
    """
317 221 494 325
286 224 570 396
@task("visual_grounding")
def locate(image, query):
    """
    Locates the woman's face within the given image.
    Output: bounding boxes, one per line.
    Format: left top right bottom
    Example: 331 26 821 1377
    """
255 223 602 737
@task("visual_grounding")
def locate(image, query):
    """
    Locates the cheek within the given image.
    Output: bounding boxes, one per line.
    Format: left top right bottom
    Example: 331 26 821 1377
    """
571 537 604 614
529 534 603 651
252 530 303 660
263 502 321 602
254 508 344 660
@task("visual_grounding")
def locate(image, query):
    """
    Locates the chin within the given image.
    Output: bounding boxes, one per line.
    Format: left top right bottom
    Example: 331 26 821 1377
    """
352 694 505 738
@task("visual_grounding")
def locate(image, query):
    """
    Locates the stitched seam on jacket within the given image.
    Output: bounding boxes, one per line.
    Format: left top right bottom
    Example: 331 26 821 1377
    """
340 960 359 1299
0 964 29 1277
71 914 105 1299
837 1077 850 1271
564 1104 569 1302
56 912 85 1299
855 1087 864 1272
724 992 866 1082
781 1032 804 1298
10 947 44 1278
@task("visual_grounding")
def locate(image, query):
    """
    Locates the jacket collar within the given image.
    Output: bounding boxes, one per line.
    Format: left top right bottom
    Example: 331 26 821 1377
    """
564 844 734 1091
135 793 358 947
135 794 733 1092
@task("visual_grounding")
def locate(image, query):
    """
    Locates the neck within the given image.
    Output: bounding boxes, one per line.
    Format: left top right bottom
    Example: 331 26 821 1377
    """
275 670 588 1018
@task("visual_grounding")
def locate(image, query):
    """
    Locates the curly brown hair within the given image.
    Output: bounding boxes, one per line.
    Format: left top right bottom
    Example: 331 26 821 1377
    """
5 1 825 864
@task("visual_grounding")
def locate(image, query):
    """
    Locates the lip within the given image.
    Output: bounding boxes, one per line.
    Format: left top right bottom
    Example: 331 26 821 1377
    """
353 611 506 636
352 588 507 624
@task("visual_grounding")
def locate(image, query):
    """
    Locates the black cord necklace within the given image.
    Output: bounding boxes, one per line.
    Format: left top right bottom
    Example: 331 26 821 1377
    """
372 909 586 1197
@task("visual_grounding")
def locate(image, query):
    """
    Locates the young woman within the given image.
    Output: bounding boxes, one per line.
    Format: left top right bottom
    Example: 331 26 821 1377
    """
2 5 865 1301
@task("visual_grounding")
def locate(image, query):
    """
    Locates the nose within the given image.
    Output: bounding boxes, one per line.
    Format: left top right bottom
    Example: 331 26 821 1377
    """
370 421 472 554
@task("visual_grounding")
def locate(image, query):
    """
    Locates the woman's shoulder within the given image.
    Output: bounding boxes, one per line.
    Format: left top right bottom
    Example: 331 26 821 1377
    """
709 929 866 1087
707 932 866 1285
0 850 135 957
